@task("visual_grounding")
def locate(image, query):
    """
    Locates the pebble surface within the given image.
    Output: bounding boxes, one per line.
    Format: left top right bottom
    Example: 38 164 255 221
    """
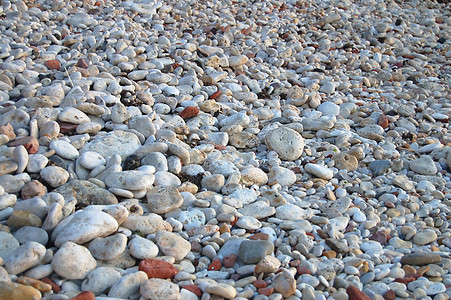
0 0 450 299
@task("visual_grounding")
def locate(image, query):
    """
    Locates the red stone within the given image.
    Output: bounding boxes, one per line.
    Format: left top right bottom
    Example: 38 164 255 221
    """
258 287 274 296
41 278 61 293
0 123 16 140
77 58 88 69
208 258 222 271
58 121 78 132
378 114 389 129
69 291 95 300
297 266 311 275
289 260 301 267
214 144 226 150
369 231 390 245
223 254 238 268
253 279 267 288
383 289 396 300
210 90 221 99
182 284 202 297
8 136 39 154
138 259 178 279
347 285 371 300
394 276 417 284
44 59 61 70
21 180 47 199
179 106 199 119
250 233 269 240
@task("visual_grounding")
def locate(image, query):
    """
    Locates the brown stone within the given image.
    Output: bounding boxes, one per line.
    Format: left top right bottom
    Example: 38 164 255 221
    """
44 59 61 70
297 266 311 275
322 250 337 258
7 210 42 230
17 276 52 292
208 258 221 271
21 180 47 199
369 231 390 245
258 287 274 296
178 106 199 119
41 278 61 293
8 136 39 154
69 291 95 300
253 279 267 288
347 285 370 300
383 289 396 300
250 233 269 240
0 281 42 300
77 58 88 68
223 254 238 268
182 285 202 297
402 265 417 277
138 259 178 279
0 123 16 140
378 114 389 129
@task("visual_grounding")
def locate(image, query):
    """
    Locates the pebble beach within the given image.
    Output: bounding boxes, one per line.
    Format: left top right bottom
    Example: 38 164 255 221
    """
0 0 450 299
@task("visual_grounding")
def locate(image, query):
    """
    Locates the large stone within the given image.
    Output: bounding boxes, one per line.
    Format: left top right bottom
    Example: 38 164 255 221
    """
0 232 20 258
238 240 274 264
81 267 122 295
105 171 154 190
121 214 172 235
0 282 42 300
146 186 183 214
52 242 97 280
54 180 117 206
140 278 180 300
265 127 304 161
80 130 141 160
400 252 441 265
88 233 127 260
3 242 46 275
52 209 119 247
409 156 437 175
155 230 191 261
108 271 148 298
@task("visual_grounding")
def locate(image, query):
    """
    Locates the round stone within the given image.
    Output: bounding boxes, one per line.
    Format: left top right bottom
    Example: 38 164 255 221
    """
52 241 97 280
81 267 121 296
129 236 159 260
140 278 180 300
3 242 46 275
265 127 304 161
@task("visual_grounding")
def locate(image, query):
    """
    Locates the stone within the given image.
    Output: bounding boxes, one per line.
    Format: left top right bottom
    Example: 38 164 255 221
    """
273 269 296 298
155 230 191 261
7 211 42 230
8 136 39 154
13 226 48 246
140 278 181 300
54 180 117 206
146 186 184 214
81 267 121 295
52 209 119 247
179 106 199 119
0 123 16 140
58 107 90 124
0 232 19 257
254 255 281 274
3 242 46 275
16 276 52 293
52 242 97 280
21 180 46 199
88 233 127 260
0 282 42 300
413 230 437 245
409 156 437 175
276 203 309 220
121 215 172 235
400 252 441 265
305 163 334 180
267 166 296 186
78 151 106 169
240 167 268 186
369 160 391 176
40 166 69 187
333 153 359 171
44 59 60 70
50 140 79 160
13 145 28 174
105 171 155 190
0 160 18 176
346 285 370 300
205 283 236 299
129 236 159 259
80 130 141 160
265 127 304 161
239 240 274 264
108 271 148 298
138 259 178 279
70 291 95 300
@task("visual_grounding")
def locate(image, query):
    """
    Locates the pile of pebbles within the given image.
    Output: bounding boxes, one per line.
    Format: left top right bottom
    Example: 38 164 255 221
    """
0 0 450 299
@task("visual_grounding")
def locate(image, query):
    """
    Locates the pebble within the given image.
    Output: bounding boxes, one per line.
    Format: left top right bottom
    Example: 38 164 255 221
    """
52 242 97 280
265 127 304 161
81 267 121 296
3 242 46 275
239 240 274 264
155 230 191 261
141 278 180 300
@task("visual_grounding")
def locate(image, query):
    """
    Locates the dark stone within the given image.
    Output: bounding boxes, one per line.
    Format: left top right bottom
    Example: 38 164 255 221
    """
369 160 391 176
239 240 274 264
122 154 141 171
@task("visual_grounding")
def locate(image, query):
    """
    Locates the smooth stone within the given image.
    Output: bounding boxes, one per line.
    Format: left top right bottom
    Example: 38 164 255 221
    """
81 267 122 295
265 127 304 161
59 107 90 124
88 233 127 260
140 278 181 300
413 230 438 246
13 197 48 219
369 160 391 176
13 226 48 246
78 151 106 169
0 232 19 257
50 140 79 160
52 242 97 280
304 163 333 180
3 241 46 275
54 180 118 206
0 281 42 300
0 160 18 176
409 155 437 175
276 203 310 220
13 145 28 174
0 193 17 210
236 216 262 230
238 201 276 219
333 153 358 171
105 171 155 190
153 171 181 186
400 252 441 265
155 230 191 261
80 130 141 160
7 210 42 230
239 240 274 264
52 209 119 247
178 209 206 231
205 283 236 299
27 154 48 173
128 236 159 259
146 186 184 214
108 271 148 298
240 167 268 186
0 174 28 193
141 152 168 172
267 166 296 186
40 166 69 187
317 102 340 116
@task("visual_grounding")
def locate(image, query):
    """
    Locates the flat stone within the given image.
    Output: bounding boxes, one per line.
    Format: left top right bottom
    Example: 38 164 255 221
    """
121 214 172 235
155 230 191 261
239 240 274 264
105 170 155 190
129 236 159 259
0 232 19 257
81 267 121 296
0 282 42 300
3 242 46 275
400 252 441 265
54 180 117 206
140 278 181 300
305 163 334 180
80 130 141 160
146 186 183 214
108 271 148 298
409 155 437 175
88 233 127 260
